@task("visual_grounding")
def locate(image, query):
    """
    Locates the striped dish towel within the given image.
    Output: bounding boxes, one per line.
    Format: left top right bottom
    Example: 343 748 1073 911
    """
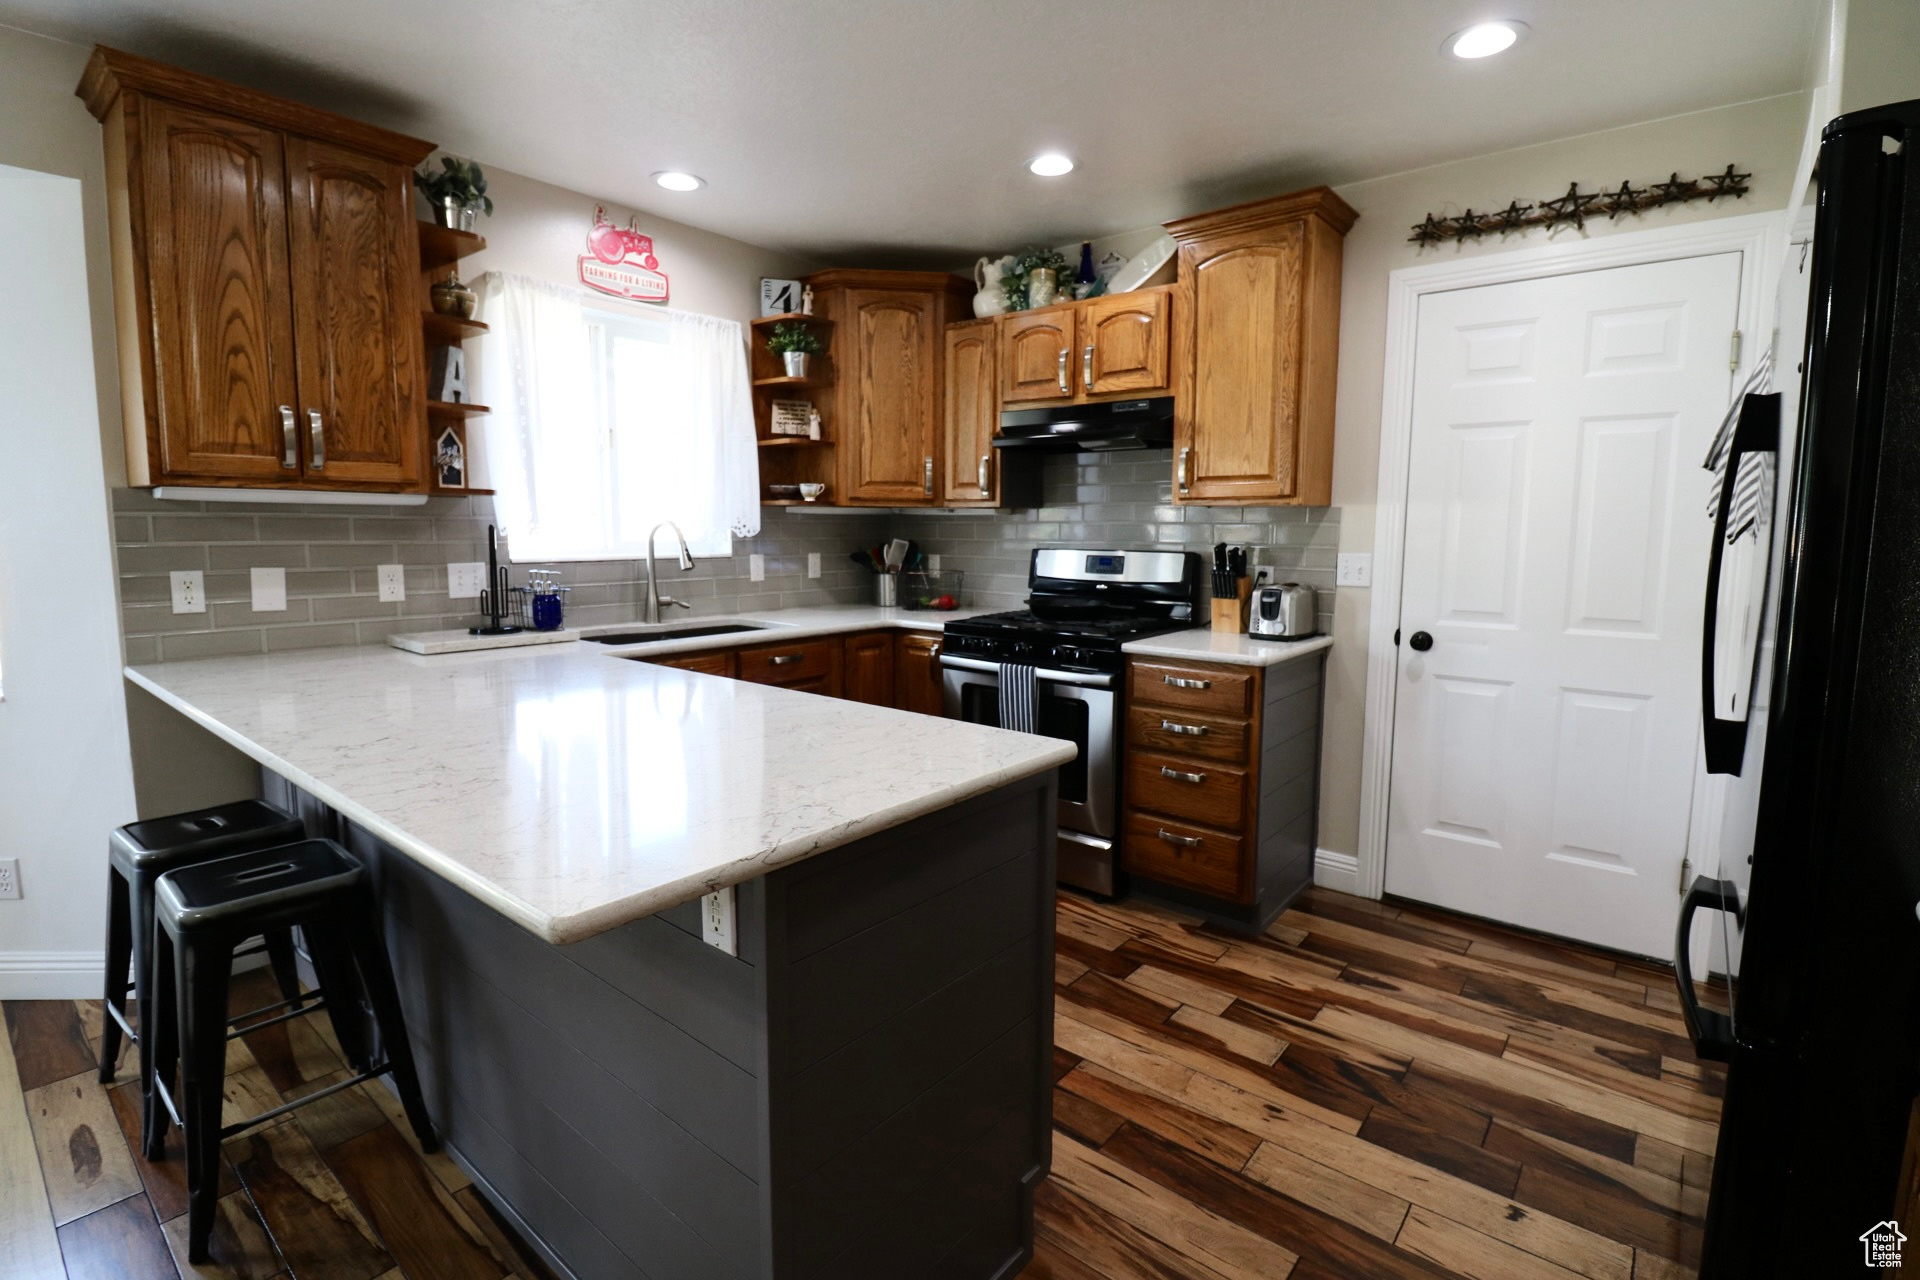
997 664 1038 734
1702 343 1774 542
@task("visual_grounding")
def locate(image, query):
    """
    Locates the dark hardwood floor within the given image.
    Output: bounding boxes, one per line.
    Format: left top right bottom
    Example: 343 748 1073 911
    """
2 888 1719 1278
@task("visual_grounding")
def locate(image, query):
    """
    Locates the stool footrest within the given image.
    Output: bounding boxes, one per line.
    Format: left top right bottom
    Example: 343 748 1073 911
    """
105 1001 138 1043
226 994 321 1039
217 1064 389 1140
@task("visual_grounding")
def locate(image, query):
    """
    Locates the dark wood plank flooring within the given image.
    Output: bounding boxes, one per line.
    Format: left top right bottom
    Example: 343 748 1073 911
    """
3 888 1719 1278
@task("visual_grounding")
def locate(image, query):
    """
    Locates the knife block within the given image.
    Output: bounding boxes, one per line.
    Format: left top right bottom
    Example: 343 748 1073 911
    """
1210 581 1251 634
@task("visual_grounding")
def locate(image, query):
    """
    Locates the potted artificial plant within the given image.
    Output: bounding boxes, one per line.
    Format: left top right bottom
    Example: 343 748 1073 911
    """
414 155 495 231
766 321 826 378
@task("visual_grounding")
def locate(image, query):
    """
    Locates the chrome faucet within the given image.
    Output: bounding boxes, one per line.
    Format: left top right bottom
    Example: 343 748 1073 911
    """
643 521 696 624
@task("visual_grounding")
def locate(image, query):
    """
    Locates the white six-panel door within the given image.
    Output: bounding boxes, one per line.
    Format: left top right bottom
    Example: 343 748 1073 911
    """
1385 253 1741 957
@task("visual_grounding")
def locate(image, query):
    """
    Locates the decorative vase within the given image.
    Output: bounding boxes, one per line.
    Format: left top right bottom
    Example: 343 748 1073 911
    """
1027 267 1058 309
783 351 810 378
430 269 478 319
972 256 1008 318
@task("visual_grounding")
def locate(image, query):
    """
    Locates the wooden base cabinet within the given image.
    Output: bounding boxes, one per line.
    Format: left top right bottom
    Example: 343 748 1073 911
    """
1120 654 1325 934
636 629 951 719
80 46 433 492
841 630 897 706
895 632 945 717
1164 188 1355 507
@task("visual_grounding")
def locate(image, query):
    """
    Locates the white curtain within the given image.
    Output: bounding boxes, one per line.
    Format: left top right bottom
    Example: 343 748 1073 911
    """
469 271 759 560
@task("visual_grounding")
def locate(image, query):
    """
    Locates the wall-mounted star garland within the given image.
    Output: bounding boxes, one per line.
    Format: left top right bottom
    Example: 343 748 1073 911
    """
1410 164 1751 245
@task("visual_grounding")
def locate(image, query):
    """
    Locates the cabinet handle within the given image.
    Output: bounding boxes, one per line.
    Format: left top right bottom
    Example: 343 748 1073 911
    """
1056 349 1069 394
923 456 933 495
1177 446 1191 492
929 644 941 659
278 406 296 468
1163 675 1211 690
307 409 325 470
1157 828 1205 848
1083 344 1093 387
1159 766 1207 784
1160 719 1209 736
978 454 991 496
767 653 804 666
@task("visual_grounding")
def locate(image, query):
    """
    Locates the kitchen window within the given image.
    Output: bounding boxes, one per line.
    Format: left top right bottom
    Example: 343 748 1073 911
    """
471 271 759 560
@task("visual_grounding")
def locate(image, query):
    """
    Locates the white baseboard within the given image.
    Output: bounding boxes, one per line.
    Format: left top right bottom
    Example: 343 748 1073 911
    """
0 951 104 1000
1312 848 1363 896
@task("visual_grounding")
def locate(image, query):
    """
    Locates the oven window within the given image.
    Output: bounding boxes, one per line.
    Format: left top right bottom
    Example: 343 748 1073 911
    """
957 683 1089 804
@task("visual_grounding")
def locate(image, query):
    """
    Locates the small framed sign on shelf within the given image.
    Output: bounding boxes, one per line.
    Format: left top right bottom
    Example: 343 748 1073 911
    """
769 399 814 437
760 278 803 316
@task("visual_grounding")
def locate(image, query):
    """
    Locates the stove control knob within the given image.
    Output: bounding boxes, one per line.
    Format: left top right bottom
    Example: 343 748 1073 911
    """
1013 641 1036 660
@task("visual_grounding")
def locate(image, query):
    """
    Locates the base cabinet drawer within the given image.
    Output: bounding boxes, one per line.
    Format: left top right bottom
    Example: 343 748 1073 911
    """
1121 810 1247 901
736 638 838 690
1125 706 1251 764
1128 661 1254 718
647 650 737 677
1126 752 1248 829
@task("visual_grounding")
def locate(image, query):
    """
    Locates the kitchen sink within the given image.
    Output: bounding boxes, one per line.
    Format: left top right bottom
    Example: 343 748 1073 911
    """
587 623 767 645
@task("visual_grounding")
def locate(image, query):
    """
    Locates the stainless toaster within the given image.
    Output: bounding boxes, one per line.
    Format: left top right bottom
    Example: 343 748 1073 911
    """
1249 583 1317 639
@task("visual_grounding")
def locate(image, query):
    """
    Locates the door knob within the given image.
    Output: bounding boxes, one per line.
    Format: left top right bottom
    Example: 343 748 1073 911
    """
1408 631 1433 652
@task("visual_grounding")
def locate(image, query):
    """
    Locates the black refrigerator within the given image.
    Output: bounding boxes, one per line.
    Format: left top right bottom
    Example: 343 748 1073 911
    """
1684 98 1920 1275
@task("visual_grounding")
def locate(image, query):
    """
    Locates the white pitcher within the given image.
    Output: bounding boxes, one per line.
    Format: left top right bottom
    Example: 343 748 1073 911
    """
973 256 1010 318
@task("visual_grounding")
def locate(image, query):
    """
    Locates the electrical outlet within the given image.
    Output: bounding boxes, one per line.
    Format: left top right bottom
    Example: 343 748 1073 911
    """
377 563 407 603
806 552 821 579
447 562 486 599
929 553 942 572
0 858 19 900
749 554 765 583
1252 565 1275 588
250 566 287 612
1336 553 1374 588
702 886 736 955
170 570 206 614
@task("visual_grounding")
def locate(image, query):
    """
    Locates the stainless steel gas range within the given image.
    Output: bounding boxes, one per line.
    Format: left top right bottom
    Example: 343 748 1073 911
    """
940 548 1204 893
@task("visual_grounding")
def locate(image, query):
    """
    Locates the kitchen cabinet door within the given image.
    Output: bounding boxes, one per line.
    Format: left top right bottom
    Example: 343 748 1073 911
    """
649 650 736 676
841 631 896 706
942 321 999 505
999 309 1075 403
842 289 938 504
895 633 945 717
284 136 425 488
137 99 301 483
1080 288 1172 396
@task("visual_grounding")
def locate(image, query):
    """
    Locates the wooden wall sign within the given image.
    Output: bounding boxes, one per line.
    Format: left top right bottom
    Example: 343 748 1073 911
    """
579 205 669 302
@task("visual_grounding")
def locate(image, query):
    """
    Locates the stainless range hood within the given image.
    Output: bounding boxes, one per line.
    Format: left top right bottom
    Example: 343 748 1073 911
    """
994 396 1174 452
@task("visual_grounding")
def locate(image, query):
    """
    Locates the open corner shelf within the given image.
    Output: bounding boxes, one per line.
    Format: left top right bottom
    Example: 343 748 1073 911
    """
751 312 832 328
757 436 830 448
753 375 829 388
417 222 487 270
422 311 488 342
427 400 490 417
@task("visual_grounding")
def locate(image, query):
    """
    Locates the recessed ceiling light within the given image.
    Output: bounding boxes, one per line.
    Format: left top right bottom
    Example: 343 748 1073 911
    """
652 170 705 191
1028 153 1075 177
1447 20 1526 59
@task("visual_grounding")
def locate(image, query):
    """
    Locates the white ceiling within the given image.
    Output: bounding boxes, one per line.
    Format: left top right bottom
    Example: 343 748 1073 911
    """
5 0 1821 264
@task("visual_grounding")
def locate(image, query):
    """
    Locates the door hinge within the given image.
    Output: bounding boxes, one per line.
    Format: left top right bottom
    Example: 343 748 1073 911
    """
1729 329 1742 372
1677 853 1692 896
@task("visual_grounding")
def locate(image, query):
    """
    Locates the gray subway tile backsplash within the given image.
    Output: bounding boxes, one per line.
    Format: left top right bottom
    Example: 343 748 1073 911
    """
112 449 1338 659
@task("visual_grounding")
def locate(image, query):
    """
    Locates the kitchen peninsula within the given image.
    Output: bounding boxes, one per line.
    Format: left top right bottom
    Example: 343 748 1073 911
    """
124 638 1073 1280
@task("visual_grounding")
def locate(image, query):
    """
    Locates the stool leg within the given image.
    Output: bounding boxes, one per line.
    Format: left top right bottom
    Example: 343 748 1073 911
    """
131 870 160 1147
344 904 438 1153
303 920 372 1073
262 928 304 1006
175 932 232 1264
144 927 176 1161
99 868 132 1084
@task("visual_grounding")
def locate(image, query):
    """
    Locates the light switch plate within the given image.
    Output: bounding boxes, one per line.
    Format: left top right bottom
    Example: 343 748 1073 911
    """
702 886 737 955
1336 553 1373 588
376 563 406 603
249 566 287 612
806 552 821 580
749 554 765 583
929 554 942 572
447 562 486 599
169 570 206 614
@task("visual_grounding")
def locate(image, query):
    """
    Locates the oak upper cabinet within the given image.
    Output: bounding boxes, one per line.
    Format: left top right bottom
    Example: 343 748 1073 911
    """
1164 187 1355 506
894 632 946 718
1000 309 1075 403
997 285 1176 407
942 320 1000 505
809 270 972 507
79 46 433 492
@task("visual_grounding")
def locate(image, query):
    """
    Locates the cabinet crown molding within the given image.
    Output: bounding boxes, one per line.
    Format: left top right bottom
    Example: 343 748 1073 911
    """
77 45 434 166
804 268 972 293
1164 184 1359 242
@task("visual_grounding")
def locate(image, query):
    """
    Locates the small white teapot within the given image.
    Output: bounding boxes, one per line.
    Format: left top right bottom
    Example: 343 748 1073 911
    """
973 256 1011 318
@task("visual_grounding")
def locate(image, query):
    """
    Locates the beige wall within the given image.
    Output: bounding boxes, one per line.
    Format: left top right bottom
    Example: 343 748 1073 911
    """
1841 0 1920 113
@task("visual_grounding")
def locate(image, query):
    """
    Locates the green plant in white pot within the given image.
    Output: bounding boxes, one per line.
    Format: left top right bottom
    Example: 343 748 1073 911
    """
766 322 826 378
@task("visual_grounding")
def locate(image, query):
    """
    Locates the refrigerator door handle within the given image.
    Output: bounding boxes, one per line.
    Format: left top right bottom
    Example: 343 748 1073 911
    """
1674 874 1741 1061
1700 392 1782 775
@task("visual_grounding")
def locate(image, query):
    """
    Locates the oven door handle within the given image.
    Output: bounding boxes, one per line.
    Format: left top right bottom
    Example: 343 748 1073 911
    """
937 653 1116 689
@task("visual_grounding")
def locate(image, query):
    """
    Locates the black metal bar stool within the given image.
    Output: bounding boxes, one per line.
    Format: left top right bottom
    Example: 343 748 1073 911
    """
147 838 437 1262
103 800 308 1156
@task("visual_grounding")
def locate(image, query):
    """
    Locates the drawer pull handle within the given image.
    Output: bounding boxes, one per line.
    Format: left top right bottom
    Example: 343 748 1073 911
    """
768 654 804 666
1160 766 1207 784
1163 675 1211 690
1157 828 1204 848
1161 720 1209 736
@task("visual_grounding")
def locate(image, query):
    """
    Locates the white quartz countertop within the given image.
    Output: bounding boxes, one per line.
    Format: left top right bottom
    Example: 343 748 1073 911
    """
1120 628 1333 667
571 603 999 659
125 632 1072 945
